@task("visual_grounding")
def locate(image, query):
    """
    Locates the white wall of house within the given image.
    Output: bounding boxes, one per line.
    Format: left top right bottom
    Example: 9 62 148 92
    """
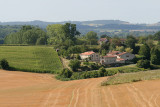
80 55 90 60
117 53 135 60
80 53 100 62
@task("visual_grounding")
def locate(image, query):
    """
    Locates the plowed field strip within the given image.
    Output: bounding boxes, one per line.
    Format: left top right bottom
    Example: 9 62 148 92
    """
1 70 160 107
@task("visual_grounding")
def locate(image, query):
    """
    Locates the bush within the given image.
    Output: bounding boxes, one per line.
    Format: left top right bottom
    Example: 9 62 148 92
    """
0 59 9 70
69 59 81 72
90 63 100 70
137 59 150 69
59 68 73 78
98 67 106 77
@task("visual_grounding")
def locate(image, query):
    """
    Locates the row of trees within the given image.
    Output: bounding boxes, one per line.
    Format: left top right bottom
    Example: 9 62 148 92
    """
136 43 160 69
4 23 99 47
4 26 47 45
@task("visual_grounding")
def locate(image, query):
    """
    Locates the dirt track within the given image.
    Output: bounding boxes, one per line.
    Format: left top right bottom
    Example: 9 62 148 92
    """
0 70 160 107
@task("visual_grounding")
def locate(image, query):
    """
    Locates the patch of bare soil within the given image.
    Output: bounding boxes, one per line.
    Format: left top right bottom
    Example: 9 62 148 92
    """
0 70 160 107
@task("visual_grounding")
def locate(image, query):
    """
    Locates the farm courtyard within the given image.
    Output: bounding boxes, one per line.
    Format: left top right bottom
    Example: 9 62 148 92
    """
0 70 160 107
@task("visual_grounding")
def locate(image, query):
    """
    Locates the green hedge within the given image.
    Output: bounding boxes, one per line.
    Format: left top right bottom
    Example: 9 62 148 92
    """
57 67 146 81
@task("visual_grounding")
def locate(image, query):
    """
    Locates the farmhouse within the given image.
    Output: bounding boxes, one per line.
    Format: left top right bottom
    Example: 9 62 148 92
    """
81 50 135 65
117 52 135 61
80 51 100 62
100 55 117 64
100 51 135 64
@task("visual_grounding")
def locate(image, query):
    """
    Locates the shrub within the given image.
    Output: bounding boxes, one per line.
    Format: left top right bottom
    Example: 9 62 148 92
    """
90 63 100 70
137 59 150 69
69 59 81 72
0 59 9 70
80 65 90 71
98 67 106 77
59 68 73 78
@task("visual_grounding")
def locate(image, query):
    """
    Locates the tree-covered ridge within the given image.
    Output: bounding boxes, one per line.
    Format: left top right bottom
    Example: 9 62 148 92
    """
0 20 160 37
0 25 21 39
4 25 47 45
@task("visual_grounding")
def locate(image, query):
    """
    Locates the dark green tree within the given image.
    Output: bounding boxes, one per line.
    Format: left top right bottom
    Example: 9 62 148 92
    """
125 35 137 53
139 44 150 60
98 67 106 77
136 59 150 69
150 47 160 65
59 68 73 78
0 59 9 70
69 59 81 72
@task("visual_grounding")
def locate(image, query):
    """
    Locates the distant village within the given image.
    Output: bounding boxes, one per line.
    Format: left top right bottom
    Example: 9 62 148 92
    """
80 38 135 65
80 51 135 65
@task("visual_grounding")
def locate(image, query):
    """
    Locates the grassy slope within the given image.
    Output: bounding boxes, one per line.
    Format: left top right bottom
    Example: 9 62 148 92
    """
0 46 62 73
102 69 160 86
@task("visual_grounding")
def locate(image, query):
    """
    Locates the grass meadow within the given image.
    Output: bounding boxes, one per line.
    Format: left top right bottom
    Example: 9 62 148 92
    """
102 69 160 86
0 46 62 73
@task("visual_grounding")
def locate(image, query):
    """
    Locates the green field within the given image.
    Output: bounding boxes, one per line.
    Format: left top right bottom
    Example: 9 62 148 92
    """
102 69 160 86
0 46 63 73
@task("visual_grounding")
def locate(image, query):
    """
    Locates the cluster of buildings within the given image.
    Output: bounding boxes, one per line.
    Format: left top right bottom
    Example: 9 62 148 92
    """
98 38 126 45
80 51 135 65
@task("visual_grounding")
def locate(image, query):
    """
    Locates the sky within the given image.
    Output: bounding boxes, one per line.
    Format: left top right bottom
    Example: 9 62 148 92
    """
0 0 160 24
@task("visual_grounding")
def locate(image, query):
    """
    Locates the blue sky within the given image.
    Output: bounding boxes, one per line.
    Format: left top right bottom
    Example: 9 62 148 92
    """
0 0 160 23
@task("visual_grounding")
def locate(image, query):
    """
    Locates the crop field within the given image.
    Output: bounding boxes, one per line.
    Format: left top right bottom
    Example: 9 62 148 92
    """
0 70 160 107
102 69 160 85
0 46 62 73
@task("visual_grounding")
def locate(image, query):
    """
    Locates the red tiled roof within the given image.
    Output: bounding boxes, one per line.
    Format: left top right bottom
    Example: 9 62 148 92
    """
103 55 117 58
107 51 121 55
80 51 95 55
117 58 125 61
99 38 108 42
109 39 126 43
117 52 127 56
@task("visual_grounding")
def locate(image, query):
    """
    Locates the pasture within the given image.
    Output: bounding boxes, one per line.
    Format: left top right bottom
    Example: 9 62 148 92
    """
0 46 62 73
102 69 160 85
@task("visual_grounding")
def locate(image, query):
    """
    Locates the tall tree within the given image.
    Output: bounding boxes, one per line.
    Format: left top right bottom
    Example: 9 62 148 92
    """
85 31 98 45
150 47 160 65
125 35 137 53
139 44 150 60
47 23 80 48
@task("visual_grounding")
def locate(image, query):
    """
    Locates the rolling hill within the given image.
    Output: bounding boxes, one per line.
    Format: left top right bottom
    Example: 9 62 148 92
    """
0 20 160 38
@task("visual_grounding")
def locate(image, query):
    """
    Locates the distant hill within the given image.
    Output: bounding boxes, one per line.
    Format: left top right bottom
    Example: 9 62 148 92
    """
0 20 129 27
0 20 160 38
